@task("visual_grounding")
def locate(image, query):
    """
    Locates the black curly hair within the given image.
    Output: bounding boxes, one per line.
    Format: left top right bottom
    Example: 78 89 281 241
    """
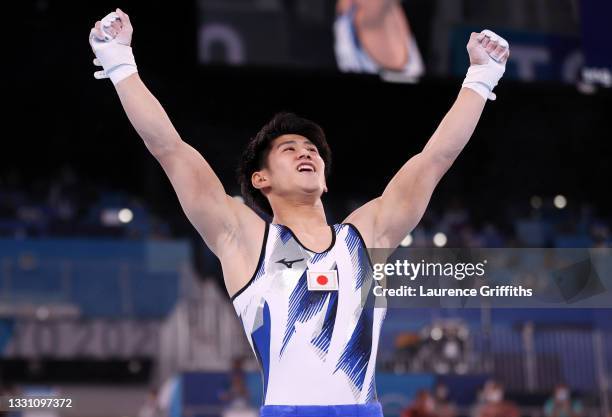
237 112 332 217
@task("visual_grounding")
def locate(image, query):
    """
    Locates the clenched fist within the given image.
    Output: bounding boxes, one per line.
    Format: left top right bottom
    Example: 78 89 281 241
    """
462 29 510 101
467 30 510 66
90 8 133 46
89 8 137 85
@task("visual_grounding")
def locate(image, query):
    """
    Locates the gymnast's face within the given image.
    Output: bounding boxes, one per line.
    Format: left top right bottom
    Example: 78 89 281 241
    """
252 134 327 201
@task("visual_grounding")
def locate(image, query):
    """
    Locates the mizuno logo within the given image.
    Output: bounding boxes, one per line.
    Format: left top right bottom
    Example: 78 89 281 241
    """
276 258 305 268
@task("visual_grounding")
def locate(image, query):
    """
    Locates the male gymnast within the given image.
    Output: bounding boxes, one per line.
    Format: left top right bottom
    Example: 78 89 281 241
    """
89 9 509 417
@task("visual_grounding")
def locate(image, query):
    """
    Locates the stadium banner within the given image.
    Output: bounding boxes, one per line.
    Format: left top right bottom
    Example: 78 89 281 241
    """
580 0 612 87
1 319 161 359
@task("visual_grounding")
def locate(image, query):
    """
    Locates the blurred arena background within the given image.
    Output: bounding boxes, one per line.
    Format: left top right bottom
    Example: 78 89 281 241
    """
2 0 612 416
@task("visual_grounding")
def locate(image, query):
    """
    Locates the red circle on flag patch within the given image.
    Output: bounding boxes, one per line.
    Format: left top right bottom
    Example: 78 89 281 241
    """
316 275 328 286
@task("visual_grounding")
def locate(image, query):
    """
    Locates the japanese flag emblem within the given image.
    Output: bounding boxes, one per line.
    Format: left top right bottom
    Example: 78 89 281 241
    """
307 270 338 291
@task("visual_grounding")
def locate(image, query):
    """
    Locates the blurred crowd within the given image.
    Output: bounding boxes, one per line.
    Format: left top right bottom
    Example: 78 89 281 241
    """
337 195 611 249
401 381 586 417
1 168 610 250
0 167 171 240
397 197 611 249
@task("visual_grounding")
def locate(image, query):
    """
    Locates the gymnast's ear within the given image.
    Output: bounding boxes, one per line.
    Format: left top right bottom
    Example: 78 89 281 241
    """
252 170 269 190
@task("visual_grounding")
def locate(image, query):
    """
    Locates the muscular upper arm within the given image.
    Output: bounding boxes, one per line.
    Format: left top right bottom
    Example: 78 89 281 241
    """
344 151 451 248
155 141 263 257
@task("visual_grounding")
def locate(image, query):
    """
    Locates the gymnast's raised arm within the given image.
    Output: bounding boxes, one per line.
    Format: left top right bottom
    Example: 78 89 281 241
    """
88 9 264 291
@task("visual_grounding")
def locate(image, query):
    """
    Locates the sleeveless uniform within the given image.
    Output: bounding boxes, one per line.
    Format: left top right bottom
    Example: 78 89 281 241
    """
334 6 424 78
231 223 386 416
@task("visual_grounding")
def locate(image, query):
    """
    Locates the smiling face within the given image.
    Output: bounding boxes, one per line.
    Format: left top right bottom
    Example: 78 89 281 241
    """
238 112 332 216
252 134 328 202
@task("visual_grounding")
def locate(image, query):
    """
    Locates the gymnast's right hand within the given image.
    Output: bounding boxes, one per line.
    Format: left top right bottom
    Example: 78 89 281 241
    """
89 8 138 85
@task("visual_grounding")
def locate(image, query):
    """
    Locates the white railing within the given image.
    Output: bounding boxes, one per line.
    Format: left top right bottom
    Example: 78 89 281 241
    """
156 272 254 383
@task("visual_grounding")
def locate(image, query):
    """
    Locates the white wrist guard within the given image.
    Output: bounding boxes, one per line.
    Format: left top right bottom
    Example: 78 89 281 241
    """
89 12 138 85
462 30 508 101
91 42 137 85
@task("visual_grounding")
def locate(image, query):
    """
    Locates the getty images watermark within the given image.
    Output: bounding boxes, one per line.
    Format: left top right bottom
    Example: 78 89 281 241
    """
361 248 612 309
372 259 532 298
